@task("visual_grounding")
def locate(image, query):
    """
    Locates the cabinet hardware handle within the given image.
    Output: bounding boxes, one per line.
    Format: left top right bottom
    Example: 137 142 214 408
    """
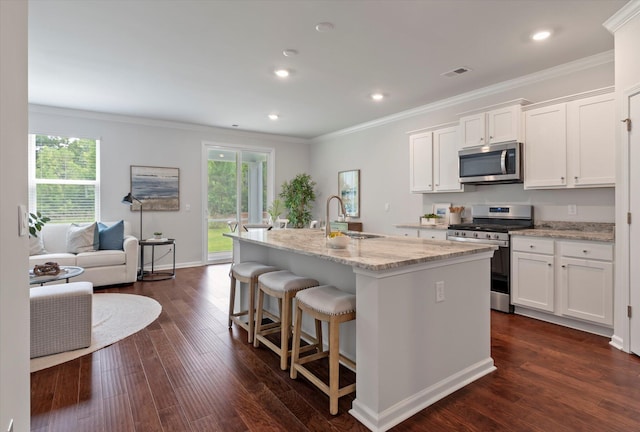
574 176 578 180
480 137 484 141
561 176 565 181
561 265 566 268
583 250 588 253
529 245 534 248
435 184 439 186
548 263 552 267
489 136 493 139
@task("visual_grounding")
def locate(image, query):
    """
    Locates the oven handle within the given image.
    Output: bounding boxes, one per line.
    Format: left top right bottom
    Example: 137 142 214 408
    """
447 236 508 247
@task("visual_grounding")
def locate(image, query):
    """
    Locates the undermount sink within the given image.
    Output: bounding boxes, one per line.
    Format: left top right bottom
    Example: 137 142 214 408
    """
344 231 384 239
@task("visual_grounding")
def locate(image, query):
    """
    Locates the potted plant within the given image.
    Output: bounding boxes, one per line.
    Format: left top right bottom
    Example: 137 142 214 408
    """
267 198 284 223
280 173 316 228
29 211 50 238
153 231 163 239
421 213 440 225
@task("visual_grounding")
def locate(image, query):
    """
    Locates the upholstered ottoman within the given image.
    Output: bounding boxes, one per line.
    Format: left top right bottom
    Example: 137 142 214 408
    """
30 281 93 358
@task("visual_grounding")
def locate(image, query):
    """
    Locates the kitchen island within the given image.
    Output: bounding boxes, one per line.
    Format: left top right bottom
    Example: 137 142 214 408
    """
225 229 496 431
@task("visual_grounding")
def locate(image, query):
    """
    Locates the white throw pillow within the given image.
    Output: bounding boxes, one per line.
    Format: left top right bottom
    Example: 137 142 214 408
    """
67 222 98 253
29 235 47 255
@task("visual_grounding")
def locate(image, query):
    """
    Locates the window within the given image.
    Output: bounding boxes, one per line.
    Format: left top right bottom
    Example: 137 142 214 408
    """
28 134 100 222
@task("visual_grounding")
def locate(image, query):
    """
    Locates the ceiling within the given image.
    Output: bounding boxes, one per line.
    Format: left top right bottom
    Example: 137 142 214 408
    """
28 0 626 140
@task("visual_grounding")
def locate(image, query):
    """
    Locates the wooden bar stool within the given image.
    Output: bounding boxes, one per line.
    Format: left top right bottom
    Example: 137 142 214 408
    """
228 261 278 343
253 270 319 370
290 285 356 415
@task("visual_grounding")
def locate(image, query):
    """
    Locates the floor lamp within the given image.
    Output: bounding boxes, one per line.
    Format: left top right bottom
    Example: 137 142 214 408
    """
122 192 143 278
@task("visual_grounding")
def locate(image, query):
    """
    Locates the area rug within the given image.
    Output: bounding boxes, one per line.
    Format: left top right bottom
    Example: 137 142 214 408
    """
30 293 162 373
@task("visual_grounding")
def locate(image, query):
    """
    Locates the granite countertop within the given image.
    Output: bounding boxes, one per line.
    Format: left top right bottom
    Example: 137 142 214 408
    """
510 221 615 243
395 223 449 230
225 229 495 271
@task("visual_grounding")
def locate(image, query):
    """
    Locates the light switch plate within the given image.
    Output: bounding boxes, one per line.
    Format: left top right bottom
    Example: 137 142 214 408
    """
18 205 28 236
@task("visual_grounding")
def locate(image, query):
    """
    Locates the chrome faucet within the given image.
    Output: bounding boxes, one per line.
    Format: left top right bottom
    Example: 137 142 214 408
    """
326 195 346 238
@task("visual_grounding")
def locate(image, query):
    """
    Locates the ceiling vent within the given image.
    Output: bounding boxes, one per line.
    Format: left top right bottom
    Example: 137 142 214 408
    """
441 66 472 78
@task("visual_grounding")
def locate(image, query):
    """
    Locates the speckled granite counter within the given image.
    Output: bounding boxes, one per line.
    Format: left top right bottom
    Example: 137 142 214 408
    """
511 221 615 242
226 228 496 430
225 228 495 272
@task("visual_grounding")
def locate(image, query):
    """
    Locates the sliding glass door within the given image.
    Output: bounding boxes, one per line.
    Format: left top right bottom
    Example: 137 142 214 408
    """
204 144 273 263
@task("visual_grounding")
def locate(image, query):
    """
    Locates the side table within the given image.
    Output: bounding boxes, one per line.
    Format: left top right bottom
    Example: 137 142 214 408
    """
138 238 176 281
29 265 85 286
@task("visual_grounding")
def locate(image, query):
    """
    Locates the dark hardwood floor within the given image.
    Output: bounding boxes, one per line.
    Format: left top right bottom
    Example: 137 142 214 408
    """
31 265 640 431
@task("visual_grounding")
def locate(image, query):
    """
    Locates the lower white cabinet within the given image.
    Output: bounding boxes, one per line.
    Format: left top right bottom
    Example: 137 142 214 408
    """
511 236 614 328
558 243 614 326
512 238 555 312
420 229 447 240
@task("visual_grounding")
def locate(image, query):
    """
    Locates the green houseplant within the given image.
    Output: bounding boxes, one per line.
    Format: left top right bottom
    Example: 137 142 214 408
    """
280 173 316 228
267 198 284 222
29 211 50 238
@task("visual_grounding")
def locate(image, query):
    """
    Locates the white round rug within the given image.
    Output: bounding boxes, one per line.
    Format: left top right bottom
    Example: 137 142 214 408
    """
30 293 162 373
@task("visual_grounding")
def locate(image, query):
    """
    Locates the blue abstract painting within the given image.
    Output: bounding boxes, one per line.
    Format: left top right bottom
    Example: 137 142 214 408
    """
131 166 179 211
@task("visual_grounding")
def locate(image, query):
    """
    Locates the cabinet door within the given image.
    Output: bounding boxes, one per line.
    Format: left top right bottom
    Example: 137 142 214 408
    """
512 252 555 312
487 106 520 144
409 132 433 192
559 257 613 326
524 104 567 189
433 126 463 192
396 228 419 237
567 93 615 187
419 229 447 240
459 113 485 148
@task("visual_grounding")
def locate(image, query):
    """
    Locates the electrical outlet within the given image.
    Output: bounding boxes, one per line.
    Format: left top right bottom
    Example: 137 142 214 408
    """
384 203 390 212
568 204 577 215
435 281 445 303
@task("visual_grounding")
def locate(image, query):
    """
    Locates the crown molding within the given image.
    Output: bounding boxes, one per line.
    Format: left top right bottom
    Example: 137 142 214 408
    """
28 104 310 145
313 51 614 142
603 0 640 33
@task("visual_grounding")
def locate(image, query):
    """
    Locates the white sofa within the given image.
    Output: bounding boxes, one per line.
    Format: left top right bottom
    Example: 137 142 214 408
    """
29 221 139 287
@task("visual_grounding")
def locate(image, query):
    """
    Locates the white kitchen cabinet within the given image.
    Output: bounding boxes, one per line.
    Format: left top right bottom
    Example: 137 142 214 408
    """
419 229 447 240
566 93 616 187
409 132 434 193
558 240 614 326
396 227 419 237
511 235 614 329
523 104 567 188
460 105 521 148
524 90 615 189
512 237 555 312
409 126 463 193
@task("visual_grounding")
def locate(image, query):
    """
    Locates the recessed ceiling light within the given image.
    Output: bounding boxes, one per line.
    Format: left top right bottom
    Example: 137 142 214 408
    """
274 68 290 78
283 49 298 57
268 114 279 120
532 30 551 41
370 93 385 101
315 22 334 32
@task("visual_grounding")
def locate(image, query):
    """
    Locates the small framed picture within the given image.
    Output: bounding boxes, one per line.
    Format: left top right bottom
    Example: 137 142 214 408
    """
433 203 451 225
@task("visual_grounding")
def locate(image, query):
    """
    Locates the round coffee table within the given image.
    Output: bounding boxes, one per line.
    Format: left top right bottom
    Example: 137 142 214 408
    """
29 265 85 286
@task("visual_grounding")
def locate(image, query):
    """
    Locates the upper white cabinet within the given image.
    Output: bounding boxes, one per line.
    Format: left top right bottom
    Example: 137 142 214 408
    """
409 125 463 193
524 90 615 189
460 105 522 148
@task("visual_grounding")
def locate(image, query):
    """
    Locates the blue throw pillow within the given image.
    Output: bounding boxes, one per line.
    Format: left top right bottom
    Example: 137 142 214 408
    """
98 220 124 250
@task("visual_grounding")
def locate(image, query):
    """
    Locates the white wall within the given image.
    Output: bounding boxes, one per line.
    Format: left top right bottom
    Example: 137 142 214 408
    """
0 1 30 431
29 106 311 267
310 58 616 234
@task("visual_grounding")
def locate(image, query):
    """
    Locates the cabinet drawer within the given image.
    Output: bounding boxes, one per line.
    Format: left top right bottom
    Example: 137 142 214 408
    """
512 236 555 254
559 241 613 261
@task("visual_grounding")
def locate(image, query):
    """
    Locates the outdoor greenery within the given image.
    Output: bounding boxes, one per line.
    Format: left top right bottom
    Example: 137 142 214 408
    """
34 135 97 223
280 173 316 228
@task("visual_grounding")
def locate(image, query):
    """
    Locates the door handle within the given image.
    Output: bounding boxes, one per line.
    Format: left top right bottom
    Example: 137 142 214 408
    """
500 150 507 174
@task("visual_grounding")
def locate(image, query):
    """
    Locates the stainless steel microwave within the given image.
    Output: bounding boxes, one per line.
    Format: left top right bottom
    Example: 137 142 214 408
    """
458 141 522 184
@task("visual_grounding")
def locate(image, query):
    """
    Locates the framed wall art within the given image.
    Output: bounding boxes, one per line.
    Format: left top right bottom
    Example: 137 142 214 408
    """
432 202 451 225
130 165 180 211
338 169 360 218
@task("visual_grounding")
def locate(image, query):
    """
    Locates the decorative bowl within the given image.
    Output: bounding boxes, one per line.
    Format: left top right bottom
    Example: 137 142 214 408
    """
326 233 350 249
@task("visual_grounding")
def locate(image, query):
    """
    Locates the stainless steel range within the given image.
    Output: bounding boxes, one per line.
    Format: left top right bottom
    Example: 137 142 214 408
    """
447 204 533 313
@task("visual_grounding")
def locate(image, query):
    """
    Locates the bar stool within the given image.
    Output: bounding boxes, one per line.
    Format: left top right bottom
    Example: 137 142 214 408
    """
254 270 319 370
228 261 278 343
290 285 356 415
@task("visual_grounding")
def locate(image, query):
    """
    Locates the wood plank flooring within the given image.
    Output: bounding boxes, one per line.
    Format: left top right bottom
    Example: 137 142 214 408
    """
31 264 640 431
